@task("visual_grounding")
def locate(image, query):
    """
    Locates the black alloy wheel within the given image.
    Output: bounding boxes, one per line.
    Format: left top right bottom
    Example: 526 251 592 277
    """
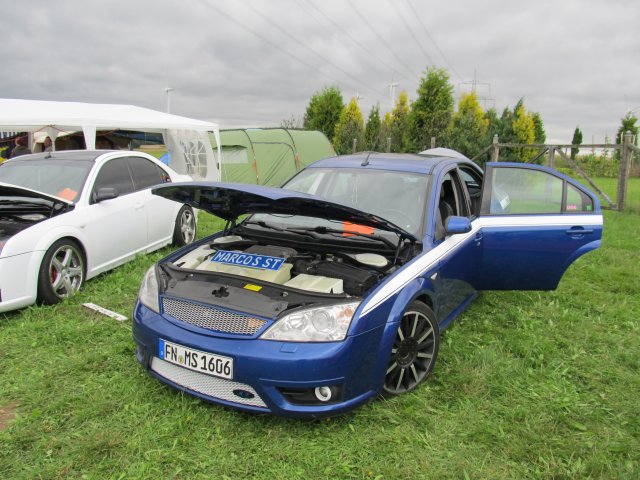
383 301 440 396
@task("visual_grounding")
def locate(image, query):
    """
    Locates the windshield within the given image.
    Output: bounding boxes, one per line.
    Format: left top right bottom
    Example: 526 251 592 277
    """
250 168 429 238
0 157 93 202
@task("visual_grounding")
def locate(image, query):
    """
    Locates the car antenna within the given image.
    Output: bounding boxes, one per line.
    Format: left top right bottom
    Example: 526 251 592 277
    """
361 151 373 166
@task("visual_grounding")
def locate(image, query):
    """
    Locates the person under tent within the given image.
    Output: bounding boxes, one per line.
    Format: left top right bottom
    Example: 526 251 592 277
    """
9 136 31 158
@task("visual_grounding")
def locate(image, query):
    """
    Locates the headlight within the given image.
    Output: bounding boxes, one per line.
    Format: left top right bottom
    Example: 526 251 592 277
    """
260 302 360 342
139 266 160 313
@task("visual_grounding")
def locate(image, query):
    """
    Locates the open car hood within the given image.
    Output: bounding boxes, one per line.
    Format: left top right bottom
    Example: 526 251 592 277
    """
0 183 73 206
152 182 418 241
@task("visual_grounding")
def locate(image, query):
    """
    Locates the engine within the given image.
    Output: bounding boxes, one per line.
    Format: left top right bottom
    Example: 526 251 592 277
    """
0 214 48 246
172 236 387 297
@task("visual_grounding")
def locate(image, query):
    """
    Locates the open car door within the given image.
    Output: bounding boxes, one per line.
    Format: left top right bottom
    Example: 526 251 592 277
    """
476 163 603 290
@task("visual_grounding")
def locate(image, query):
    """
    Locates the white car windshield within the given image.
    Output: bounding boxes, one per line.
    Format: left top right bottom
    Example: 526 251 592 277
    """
0 157 93 203
251 168 429 237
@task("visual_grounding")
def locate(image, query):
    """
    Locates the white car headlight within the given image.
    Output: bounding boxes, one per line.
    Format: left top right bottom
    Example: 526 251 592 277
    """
139 266 160 313
260 302 360 342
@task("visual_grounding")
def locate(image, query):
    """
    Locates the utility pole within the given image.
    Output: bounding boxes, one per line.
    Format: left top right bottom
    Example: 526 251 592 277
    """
165 87 174 114
458 69 494 109
388 78 398 109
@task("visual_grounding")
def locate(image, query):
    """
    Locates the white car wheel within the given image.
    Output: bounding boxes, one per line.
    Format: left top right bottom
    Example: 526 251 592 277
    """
173 206 196 246
37 239 85 305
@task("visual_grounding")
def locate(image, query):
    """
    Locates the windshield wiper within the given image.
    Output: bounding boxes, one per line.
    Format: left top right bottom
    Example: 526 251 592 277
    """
241 220 408 252
238 220 318 240
0 199 46 206
242 220 398 249
287 225 397 249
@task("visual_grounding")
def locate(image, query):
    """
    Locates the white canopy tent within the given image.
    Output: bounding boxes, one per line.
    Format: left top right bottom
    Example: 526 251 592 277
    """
0 98 222 180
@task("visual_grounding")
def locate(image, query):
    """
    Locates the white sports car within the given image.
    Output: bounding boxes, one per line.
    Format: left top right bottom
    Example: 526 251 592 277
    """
0 150 195 313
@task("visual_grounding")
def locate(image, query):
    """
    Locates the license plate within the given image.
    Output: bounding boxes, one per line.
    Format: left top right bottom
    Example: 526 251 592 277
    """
158 339 233 379
211 250 285 271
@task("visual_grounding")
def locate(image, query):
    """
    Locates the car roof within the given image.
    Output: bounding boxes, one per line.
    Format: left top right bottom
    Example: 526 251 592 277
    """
2 150 107 164
0 149 146 164
307 152 470 175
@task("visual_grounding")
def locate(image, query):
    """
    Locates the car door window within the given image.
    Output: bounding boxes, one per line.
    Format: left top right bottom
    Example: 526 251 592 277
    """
91 157 134 201
127 157 166 191
477 163 602 290
566 183 594 212
487 167 563 214
435 171 469 241
459 166 483 217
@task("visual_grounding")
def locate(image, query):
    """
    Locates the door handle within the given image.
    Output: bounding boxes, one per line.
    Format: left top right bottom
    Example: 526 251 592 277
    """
565 227 593 236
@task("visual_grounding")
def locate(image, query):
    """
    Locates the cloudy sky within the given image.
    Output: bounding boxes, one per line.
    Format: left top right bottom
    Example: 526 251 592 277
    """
1 0 638 144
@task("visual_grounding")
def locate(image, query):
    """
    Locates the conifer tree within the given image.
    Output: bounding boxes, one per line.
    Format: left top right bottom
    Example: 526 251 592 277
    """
571 126 583 160
386 91 411 153
406 67 454 151
449 92 487 158
364 104 382 151
303 86 344 141
332 97 365 155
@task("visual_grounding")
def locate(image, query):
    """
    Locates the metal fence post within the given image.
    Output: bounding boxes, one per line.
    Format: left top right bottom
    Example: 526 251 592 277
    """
616 131 632 211
491 134 499 162
386 137 391 153
352 138 357 154
431 137 436 149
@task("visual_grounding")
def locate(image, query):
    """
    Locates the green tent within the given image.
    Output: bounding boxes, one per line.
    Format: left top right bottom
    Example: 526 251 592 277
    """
209 128 335 186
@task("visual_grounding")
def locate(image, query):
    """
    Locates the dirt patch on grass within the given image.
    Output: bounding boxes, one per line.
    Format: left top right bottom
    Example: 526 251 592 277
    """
0 402 18 431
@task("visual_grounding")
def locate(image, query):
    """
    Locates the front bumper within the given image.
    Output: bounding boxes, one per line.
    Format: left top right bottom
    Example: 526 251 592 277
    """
132 300 387 417
0 252 40 313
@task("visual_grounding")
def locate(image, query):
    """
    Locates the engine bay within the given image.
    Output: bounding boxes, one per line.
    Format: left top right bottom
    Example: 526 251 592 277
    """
0 214 48 244
170 235 393 297
0 190 73 246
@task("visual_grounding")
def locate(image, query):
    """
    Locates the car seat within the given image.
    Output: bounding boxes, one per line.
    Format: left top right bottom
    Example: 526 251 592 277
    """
435 180 456 240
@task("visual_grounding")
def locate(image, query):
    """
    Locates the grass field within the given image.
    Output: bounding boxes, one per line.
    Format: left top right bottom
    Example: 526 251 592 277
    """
584 176 640 213
1 210 639 479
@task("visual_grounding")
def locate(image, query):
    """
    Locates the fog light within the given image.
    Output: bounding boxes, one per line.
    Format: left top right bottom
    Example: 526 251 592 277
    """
314 386 333 402
279 384 343 405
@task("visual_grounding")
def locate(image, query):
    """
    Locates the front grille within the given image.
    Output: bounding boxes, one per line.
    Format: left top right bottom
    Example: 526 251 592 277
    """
151 357 267 408
162 297 267 335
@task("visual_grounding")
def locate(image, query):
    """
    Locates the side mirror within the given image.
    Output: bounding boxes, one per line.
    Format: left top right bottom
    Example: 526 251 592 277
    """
92 187 119 203
445 216 471 235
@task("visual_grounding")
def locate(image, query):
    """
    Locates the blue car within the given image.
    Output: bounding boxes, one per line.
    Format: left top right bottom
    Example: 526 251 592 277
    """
132 152 603 417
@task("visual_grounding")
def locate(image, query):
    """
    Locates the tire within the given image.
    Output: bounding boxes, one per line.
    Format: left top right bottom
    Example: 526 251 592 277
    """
382 301 440 396
172 205 196 246
37 239 85 305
